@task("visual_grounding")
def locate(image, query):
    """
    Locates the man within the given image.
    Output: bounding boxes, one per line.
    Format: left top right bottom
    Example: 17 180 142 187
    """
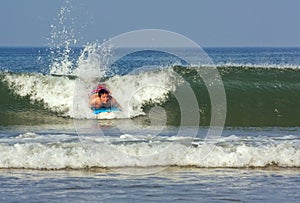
89 86 121 110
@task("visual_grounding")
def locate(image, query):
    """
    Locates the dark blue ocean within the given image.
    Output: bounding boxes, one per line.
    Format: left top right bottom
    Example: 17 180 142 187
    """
0 46 300 202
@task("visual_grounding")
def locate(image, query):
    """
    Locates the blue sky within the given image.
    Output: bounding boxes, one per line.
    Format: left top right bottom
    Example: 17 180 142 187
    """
1 0 300 47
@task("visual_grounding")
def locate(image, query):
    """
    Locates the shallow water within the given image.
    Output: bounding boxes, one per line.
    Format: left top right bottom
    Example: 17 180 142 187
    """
1 167 299 202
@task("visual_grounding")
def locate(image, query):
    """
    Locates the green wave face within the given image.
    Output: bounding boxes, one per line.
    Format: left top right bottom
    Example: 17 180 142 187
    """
1 65 300 127
168 66 300 126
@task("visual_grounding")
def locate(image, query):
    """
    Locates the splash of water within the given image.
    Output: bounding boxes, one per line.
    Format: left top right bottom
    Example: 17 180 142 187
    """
48 0 78 75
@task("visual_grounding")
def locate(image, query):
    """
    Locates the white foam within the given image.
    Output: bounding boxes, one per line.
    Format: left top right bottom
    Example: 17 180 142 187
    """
188 62 300 70
3 73 75 117
184 142 300 168
3 66 181 119
0 133 299 169
104 67 182 118
214 62 300 69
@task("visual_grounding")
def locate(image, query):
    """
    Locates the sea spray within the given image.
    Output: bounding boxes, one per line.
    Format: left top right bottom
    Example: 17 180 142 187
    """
48 0 78 75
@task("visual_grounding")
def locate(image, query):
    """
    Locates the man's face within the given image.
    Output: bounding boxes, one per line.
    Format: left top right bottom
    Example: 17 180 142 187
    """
100 93 109 104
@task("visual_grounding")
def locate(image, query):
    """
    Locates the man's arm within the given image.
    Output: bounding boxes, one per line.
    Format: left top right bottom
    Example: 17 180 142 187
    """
89 94 101 109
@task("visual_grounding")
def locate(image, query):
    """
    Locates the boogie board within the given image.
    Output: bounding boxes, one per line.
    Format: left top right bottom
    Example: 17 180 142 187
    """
93 107 121 114
93 107 122 120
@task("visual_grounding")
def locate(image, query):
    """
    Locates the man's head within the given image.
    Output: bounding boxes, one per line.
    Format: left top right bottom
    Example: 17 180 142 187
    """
98 89 110 104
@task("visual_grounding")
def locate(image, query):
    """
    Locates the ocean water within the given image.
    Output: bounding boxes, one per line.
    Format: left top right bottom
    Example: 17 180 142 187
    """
1 46 300 202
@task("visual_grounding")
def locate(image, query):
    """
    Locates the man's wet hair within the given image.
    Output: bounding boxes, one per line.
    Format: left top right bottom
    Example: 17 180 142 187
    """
98 89 109 96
